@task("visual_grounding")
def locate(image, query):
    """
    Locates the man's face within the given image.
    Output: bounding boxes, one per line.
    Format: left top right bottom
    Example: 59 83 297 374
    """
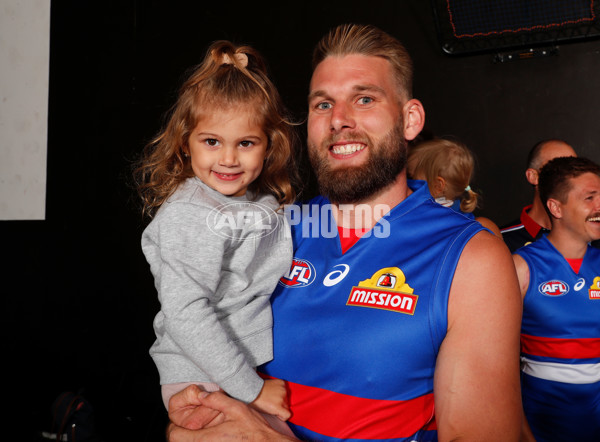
556 172 600 242
307 54 407 203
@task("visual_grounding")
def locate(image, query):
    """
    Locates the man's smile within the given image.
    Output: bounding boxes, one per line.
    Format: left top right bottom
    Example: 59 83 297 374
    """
330 143 367 156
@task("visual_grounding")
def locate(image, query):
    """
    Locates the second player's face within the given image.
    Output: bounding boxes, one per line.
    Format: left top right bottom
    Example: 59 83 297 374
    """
559 172 600 242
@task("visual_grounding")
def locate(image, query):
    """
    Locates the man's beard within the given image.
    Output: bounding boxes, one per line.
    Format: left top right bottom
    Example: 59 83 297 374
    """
308 123 407 204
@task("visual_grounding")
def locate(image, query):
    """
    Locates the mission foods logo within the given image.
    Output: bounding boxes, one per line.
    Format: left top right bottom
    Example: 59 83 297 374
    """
590 277 600 299
539 280 569 297
207 202 280 241
347 267 418 315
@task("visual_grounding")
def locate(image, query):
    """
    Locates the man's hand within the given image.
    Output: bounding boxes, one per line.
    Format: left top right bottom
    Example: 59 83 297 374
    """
167 390 297 441
168 384 224 430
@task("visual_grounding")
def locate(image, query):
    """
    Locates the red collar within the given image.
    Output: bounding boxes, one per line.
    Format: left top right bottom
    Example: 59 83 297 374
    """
338 226 369 254
565 257 583 274
520 204 543 238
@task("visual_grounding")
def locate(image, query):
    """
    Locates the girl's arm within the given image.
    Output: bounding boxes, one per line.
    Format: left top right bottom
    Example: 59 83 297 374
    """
146 202 265 404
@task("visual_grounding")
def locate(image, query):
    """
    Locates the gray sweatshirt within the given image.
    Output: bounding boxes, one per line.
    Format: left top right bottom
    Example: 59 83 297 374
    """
142 177 292 403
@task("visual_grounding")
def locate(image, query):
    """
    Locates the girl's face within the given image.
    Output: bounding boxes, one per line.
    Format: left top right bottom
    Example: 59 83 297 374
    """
187 106 268 197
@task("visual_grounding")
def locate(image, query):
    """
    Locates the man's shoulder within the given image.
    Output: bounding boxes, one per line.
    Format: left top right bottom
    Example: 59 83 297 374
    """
390 197 487 256
411 197 483 231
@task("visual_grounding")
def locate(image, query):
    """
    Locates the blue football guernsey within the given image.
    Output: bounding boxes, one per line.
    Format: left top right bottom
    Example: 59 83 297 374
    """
516 236 600 442
260 180 484 441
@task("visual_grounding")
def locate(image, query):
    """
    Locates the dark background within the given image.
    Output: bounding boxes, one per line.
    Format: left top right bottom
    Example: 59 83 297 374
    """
6 1 600 440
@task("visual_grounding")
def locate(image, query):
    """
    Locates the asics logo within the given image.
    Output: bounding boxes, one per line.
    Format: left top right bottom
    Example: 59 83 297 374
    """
574 278 585 291
323 264 350 287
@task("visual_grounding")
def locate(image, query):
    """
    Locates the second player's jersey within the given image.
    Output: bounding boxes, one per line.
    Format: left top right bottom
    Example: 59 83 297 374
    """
515 235 600 441
516 236 600 380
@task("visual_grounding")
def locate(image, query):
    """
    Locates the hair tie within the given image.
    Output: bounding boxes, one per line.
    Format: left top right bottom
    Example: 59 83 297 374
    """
465 185 471 192
221 52 248 68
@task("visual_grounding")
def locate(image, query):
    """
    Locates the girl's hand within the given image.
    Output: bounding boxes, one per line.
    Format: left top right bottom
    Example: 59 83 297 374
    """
249 379 291 421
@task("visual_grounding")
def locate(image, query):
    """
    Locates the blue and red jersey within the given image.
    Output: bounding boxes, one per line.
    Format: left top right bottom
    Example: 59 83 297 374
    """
260 181 483 441
516 236 600 441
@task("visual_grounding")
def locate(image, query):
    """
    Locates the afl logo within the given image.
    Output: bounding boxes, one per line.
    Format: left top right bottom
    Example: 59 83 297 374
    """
539 280 569 297
279 258 316 288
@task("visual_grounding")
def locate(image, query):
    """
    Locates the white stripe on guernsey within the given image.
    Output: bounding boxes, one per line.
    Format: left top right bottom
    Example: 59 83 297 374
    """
500 225 524 233
521 357 600 384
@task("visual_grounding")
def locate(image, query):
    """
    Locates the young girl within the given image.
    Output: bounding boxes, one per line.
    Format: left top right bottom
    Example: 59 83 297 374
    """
407 137 502 237
135 40 298 424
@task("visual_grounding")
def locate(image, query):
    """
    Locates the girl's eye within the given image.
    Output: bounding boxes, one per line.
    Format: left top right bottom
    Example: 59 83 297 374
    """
240 140 254 148
205 138 219 147
358 96 373 105
316 102 332 110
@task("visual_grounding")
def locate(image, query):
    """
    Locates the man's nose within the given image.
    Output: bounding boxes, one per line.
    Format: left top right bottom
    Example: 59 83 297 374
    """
330 102 356 132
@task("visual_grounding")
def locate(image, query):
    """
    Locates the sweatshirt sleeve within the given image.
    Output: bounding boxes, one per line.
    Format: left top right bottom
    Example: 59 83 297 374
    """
149 202 264 403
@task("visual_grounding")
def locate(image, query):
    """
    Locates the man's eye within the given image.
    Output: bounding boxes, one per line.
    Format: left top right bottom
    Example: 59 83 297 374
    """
358 96 373 105
316 102 332 110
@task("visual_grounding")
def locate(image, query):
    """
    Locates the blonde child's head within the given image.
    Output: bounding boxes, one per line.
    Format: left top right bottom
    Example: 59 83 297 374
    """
407 138 479 213
136 40 298 218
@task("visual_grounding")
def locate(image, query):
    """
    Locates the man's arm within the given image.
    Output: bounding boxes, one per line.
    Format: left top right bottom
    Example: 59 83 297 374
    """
511 253 537 441
512 254 530 299
167 384 225 431
434 231 523 441
475 216 502 238
167 388 297 442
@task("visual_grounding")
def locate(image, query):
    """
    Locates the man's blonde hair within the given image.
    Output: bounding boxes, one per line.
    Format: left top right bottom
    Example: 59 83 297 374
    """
312 23 414 100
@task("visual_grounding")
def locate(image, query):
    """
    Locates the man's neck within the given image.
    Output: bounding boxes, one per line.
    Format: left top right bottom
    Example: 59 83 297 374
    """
331 171 411 229
547 227 589 260
528 193 551 229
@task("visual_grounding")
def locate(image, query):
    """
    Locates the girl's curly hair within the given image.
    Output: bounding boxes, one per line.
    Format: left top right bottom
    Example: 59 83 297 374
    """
134 40 299 218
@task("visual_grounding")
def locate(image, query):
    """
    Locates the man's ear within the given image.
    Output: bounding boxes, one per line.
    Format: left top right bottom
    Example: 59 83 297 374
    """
402 99 425 141
525 168 539 186
546 198 562 219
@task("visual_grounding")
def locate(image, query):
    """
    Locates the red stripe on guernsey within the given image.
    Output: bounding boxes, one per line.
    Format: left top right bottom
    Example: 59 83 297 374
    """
261 374 436 439
521 334 600 359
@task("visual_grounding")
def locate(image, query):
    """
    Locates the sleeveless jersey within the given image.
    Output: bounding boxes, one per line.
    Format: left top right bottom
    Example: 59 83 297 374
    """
516 236 600 442
448 198 475 220
260 180 484 441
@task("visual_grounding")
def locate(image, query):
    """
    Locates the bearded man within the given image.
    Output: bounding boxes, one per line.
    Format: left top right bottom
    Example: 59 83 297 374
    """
166 23 522 442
